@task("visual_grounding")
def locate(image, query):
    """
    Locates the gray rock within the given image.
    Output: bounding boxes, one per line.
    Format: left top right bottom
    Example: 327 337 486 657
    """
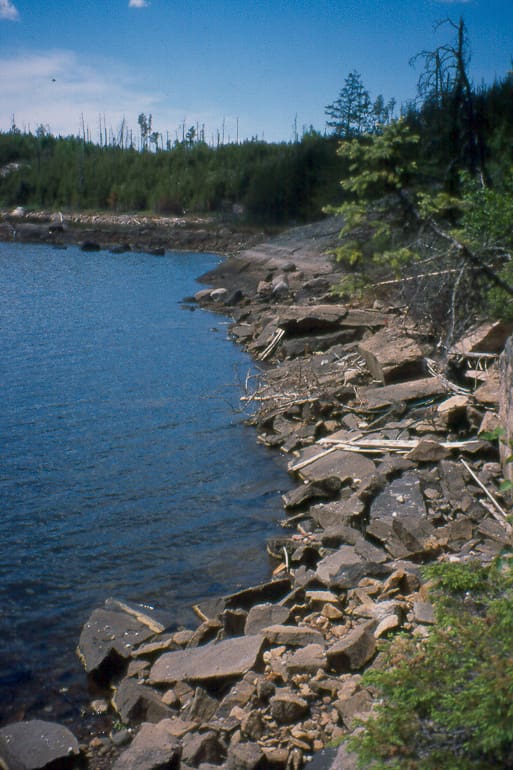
286 643 327 675
453 320 513 355
310 498 365 529
224 578 292 611
227 741 265 770
276 305 349 334
406 439 449 463
241 711 265 741
270 691 309 724
316 546 363 586
217 677 258 719
223 609 248 637
413 601 436 625
358 377 447 409
244 603 290 635
297 449 375 486
358 328 424 384
112 677 176 724
282 479 341 509
281 330 360 358
112 719 181 770
150 634 265 685
335 689 373 729
77 605 155 681
188 686 219 722
0 720 80 770
367 472 437 559
327 625 376 672
262 624 325 648
182 731 226 767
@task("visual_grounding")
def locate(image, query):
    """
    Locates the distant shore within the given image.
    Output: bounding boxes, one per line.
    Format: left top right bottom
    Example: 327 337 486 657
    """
0 208 267 257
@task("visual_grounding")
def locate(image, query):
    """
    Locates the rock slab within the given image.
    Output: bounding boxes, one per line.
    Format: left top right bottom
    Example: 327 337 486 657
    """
150 634 264 684
0 720 79 770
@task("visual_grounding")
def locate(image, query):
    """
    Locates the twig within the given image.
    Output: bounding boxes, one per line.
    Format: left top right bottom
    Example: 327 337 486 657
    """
258 328 285 361
460 458 512 532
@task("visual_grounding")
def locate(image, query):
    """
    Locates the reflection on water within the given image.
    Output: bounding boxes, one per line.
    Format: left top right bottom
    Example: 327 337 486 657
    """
0 242 288 727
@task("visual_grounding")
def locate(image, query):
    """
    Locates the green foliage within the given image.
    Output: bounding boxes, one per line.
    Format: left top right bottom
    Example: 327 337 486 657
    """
350 556 513 769
327 121 420 273
337 120 419 199
0 130 344 225
325 70 395 139
458 173 513 320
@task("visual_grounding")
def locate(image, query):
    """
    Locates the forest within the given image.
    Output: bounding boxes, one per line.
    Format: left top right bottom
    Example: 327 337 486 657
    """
0 18 511 227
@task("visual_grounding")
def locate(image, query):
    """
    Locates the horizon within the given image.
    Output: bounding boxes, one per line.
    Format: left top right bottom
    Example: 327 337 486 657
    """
1 0 511 145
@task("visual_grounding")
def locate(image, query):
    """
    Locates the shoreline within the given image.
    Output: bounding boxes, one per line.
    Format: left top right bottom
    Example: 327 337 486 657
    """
0 208 269 257
1 215 512 770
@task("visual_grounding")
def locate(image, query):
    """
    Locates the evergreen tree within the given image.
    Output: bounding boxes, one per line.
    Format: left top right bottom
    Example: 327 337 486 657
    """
325 71 373 138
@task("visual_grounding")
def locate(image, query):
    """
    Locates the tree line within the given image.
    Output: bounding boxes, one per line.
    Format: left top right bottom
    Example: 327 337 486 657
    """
0 17 511 229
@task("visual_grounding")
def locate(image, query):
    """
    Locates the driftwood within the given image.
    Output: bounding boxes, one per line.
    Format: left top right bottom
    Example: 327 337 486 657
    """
460 458 512 532
289 437 483 472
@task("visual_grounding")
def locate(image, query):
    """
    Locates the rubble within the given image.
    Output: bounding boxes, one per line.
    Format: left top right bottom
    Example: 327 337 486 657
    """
5 222 513 769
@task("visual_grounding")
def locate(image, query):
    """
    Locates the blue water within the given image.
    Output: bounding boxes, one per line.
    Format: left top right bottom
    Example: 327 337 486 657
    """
0 242 288 725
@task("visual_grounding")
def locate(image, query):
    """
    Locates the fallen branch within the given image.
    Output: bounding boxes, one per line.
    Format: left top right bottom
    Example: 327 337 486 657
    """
258 328 285 361
289 437 483 472
460 458 512 532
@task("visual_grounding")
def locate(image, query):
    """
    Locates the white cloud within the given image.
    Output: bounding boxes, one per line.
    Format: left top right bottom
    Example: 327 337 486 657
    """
0 0 20 21
128 0 150 8
0 50 222 142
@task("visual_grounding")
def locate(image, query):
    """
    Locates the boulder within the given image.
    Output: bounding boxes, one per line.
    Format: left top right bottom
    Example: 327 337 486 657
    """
112 719 181 770
326 625 376 672
358 377 447 409
224 578 292 611
406 439 449 463
295 449 376 486
245 603 290 635
150 634 265 685
282 479 341 509
270 690 309 724
334 689 373 729
77 604 156 682
316 546 363 586
451 320 513 355
112 678 176 724
275 305 349 334
227 741 265 770
358 328 425 383
310 497 366 529
367 472 437 559
181 730 226 766
316 546 390 590
473 366 500 405
0 720 80 770
286 644 327 675
263 625 325 648
187 686 219 722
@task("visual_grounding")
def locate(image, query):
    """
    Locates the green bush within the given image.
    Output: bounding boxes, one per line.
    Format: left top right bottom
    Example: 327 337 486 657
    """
350 555 513 769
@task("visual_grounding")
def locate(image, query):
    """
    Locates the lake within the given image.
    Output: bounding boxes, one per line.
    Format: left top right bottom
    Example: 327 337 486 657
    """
0 241 288 727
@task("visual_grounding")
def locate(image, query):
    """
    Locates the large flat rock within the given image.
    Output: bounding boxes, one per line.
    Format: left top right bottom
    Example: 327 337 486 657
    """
358 377 448 409
77 606 155 679
0 720 79 770
149 634 264 685
112 719 181 770
358 328 425 383
297 448 376 485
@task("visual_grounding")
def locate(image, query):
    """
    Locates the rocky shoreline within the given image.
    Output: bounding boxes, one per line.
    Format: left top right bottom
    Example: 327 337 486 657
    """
1 217 512 770
0 208 268 256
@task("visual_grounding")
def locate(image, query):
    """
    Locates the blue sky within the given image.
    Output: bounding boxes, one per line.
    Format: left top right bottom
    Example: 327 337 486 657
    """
0 0 511 144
